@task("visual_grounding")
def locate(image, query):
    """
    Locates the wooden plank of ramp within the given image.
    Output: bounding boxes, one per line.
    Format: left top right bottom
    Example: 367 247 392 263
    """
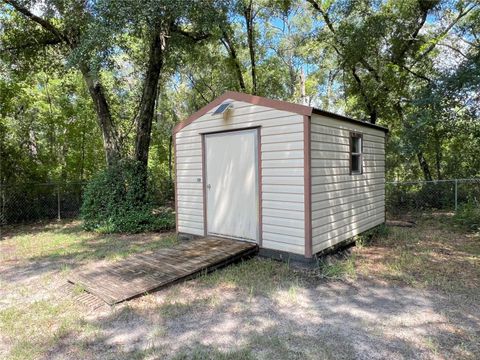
67 237 257 305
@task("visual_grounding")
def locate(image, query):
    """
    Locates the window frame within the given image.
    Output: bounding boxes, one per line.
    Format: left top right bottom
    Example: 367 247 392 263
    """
349 132 363 175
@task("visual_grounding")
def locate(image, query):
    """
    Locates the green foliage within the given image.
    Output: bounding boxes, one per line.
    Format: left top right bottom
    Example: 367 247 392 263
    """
81 160 174 233
1 0 480 211
454 201 480 232
0 71 103 185
356 224 390 247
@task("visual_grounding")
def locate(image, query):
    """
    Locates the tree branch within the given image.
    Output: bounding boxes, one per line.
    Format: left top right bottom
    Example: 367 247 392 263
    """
414 4 477 65
2 37 62 52
307 0 382 83
400 64 431 83
186 73 211 103
306 0 336 34
437 42 469 59
390 6 430 64
170 24 210 42
3 0 68 43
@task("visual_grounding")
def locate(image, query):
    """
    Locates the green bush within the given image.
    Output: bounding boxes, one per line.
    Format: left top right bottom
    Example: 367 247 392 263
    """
454 200 480 232
81 159 175 233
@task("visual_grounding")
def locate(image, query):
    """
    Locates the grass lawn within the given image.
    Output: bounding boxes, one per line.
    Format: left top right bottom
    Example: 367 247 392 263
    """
0 215 479 359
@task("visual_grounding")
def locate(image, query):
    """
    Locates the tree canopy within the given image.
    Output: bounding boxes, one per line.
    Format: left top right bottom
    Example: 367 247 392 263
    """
1 0 479 187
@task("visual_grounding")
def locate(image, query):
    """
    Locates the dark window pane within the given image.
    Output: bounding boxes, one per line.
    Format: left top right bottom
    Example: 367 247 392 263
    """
352 136 361 153
352 154 361 173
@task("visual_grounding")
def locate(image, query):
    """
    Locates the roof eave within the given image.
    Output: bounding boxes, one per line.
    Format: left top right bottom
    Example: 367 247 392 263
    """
311 108 389 133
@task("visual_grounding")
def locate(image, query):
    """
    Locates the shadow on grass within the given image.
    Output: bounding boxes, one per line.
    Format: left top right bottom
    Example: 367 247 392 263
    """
1 214 479 359
0 219 81 238
355 213 480 294
0 219 177 285
29 276 480 360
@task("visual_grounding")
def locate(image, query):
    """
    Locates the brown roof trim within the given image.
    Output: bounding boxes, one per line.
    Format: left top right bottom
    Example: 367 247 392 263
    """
173 91 388 134
312 108 388 133
173 91 312 134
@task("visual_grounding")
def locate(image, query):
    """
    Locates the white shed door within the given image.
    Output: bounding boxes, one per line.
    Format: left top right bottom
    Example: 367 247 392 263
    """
205 129 258 242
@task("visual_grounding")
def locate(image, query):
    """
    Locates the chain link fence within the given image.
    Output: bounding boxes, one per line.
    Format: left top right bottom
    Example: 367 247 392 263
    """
386 178 480 216
0 182 86 225
0 178 175 226
1 178 478 225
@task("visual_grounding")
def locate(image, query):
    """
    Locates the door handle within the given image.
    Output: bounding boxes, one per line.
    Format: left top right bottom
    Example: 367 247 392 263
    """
207 184 211 190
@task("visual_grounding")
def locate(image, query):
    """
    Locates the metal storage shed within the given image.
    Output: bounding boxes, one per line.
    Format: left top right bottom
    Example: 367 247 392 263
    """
173 91 388 260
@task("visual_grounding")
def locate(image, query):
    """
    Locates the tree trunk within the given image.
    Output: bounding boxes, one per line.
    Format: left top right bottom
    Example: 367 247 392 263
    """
6 0 165 173
395 103 433 181
300 68 306 104
134 23 166 169
288 57 296 99
351 66 377 123
243 0 257 95
433 125 442 180
79 63 120 166
80 120 85 182
417 152 433 181
168 133 173 183
221 27 246 92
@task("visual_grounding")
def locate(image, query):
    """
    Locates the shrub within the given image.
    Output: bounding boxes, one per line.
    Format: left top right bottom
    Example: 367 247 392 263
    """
81 159 175 233
454 200 480 232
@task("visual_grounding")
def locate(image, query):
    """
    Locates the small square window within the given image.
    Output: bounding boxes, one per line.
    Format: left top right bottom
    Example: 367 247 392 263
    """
350 133 363 175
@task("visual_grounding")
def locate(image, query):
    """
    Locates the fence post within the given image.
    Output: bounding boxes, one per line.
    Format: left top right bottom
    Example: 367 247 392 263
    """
454 179 458 212
57 184 61 221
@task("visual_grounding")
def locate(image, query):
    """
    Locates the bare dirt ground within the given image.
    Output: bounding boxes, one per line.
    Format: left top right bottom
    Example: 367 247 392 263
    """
0 216 479 360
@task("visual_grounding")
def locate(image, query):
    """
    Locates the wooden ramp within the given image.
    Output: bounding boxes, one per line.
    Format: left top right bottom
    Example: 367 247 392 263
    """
67 237 257 305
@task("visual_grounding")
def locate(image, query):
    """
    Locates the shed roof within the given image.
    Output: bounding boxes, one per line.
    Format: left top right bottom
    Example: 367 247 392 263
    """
173 91 388 134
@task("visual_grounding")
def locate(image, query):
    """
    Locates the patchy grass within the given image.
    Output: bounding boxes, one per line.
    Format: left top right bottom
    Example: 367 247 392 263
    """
0 299 98 360
172 345 255 360
72 283 87 296
199 257 303 296
0 220 177 263
354 214 480 293
316 254 357 280
197 213 479 295
158 296 216 319
0 215 479 359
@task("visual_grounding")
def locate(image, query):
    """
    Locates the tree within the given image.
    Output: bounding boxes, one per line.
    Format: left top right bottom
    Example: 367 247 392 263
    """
2 0 480 191
0 67 104 185
306 0 479 180
1 0 212 171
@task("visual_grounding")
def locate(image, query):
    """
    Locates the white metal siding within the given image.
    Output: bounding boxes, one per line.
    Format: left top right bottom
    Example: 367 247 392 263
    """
310 114 386 254
175 100 305 254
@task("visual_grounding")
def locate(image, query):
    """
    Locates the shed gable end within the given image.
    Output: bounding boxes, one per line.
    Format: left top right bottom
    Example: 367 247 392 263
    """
175 98 307 254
